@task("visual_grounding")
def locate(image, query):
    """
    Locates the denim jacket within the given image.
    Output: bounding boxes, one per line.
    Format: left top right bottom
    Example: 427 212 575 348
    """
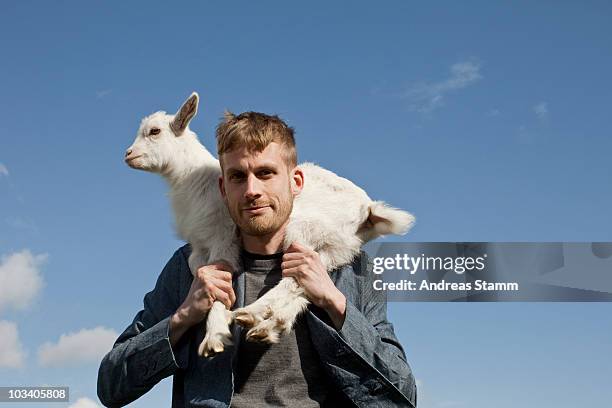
97 245 417 407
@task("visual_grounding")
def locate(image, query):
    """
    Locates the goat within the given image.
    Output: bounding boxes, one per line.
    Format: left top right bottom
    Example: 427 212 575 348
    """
124 92 414 357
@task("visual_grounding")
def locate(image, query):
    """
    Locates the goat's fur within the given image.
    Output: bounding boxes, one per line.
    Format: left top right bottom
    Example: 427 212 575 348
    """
125 92 415 357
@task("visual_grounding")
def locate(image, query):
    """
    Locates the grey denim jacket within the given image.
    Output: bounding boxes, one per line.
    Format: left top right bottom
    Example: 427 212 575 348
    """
97 245 417 407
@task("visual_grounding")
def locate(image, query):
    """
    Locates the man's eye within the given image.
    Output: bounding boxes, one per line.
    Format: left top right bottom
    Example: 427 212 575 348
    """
230 173 245 181
149 128 161 136
258 170 273 178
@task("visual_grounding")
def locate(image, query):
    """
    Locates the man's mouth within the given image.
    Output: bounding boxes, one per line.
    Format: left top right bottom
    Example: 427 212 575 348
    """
243 205 271 215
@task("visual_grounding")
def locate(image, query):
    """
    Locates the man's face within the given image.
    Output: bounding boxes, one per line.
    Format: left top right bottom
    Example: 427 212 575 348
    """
219 142 302 237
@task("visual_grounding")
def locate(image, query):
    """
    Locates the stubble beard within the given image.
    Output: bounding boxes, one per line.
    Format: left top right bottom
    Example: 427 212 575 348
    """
229 189 294 237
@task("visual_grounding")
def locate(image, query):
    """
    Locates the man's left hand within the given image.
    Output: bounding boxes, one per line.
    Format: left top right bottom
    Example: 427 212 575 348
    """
282 242 346 329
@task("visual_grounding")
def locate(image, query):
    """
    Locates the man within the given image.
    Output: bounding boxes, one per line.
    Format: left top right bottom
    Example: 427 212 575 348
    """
97 112 417 407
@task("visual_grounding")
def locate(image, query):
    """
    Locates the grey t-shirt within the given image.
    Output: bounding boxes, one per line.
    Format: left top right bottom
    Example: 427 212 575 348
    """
230 250 331 407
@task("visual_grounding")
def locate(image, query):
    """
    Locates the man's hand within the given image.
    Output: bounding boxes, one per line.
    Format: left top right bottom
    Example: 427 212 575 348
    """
170 263 235 347
281 242 346 330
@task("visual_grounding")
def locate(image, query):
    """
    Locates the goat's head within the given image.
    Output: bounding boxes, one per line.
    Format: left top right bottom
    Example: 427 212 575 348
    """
125 92 200 173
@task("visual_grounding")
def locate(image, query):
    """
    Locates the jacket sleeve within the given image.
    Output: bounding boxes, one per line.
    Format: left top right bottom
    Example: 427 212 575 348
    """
308 252 418 408
97 247 192 408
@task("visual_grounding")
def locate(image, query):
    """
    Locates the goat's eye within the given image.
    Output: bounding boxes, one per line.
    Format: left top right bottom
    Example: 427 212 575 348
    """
149 128 161 136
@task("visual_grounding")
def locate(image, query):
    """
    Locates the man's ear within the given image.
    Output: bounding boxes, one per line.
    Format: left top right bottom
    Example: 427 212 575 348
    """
290 167 304 196
218 175 227 200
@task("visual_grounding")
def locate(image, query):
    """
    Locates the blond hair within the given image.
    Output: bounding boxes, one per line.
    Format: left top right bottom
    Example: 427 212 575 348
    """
216 111 297 169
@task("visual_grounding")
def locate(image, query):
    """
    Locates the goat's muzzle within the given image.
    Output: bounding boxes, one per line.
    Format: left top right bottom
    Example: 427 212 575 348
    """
124 150 144 169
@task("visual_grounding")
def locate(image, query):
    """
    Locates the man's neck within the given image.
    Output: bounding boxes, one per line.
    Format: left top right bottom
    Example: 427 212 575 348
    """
240 223 288 255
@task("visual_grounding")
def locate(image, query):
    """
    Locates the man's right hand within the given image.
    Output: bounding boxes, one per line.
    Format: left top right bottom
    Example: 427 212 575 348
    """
170 263 235 346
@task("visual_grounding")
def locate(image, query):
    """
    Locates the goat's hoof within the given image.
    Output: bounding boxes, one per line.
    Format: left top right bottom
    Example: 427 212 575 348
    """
198 331 232 357
232 308 261 329
246 320 281 344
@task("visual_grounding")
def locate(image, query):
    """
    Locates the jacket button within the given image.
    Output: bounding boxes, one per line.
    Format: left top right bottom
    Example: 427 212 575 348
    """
336 347 351 357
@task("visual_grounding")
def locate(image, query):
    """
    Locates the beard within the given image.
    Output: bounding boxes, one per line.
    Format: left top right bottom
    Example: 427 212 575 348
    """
228 186 294 237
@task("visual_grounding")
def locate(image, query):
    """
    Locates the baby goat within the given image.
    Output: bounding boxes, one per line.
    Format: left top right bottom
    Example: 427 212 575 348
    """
125 93 414 357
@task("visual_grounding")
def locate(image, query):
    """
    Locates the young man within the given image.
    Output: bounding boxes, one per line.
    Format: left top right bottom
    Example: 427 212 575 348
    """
97 112 417 407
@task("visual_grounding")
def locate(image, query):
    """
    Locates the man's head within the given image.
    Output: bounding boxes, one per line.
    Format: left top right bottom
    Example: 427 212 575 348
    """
217 111 303 239
217 111 297 170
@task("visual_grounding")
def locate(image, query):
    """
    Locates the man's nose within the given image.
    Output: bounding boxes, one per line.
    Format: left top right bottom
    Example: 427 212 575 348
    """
244 174 262 200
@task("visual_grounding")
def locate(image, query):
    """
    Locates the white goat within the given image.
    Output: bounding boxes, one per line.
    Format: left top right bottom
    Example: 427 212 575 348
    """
125 93 414 357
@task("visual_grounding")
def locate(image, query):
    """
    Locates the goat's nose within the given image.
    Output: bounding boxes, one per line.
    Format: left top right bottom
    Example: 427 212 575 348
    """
125 149 132 157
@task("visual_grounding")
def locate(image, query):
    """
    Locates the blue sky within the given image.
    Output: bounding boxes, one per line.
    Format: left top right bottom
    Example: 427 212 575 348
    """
1 1 611 407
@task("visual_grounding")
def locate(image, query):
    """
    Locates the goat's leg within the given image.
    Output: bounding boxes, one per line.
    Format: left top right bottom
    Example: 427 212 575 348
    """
246 277 310 343
232 299 270 329
244 249 334 342
232 277 296 328
198 301 233 357
189 246 238 357
233 240 323 328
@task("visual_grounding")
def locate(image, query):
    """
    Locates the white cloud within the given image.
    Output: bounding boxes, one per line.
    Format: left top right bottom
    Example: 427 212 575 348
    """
0 163 8 177
38 326 118 367
0 320 26 368
487 108 500 117
534 101 548 120
0 250 46 313
95 89 112 99
68 397 103 408
404 60 482 114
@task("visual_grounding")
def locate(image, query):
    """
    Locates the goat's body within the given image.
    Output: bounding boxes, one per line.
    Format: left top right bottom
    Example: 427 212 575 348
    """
166 157 408 352
288 162 371 269
170 159 376 275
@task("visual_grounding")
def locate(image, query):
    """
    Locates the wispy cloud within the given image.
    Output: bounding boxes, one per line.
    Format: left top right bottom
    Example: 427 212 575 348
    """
0 320 27 368
0 250 46 313
38 326 118 367
487 108 500 117
534 101 548 120
404 60 482 114
0 163 8 177
68 397 103 408
6 216 39 235
95 89 112 99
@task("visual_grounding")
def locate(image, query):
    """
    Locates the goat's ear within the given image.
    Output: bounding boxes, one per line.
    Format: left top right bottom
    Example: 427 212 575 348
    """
171 92 199 135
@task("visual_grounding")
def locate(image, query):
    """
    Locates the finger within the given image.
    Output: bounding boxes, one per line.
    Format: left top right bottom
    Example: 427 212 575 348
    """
281 259 303 270
285 242 302 253
291 241 314 253
202 283 216 303
208 276 232 293
210 276 235 303
282 252 304 261
282 266 300 279
196 263 231 279
227 287 236 307
210 269 233 282
213 287 231 309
